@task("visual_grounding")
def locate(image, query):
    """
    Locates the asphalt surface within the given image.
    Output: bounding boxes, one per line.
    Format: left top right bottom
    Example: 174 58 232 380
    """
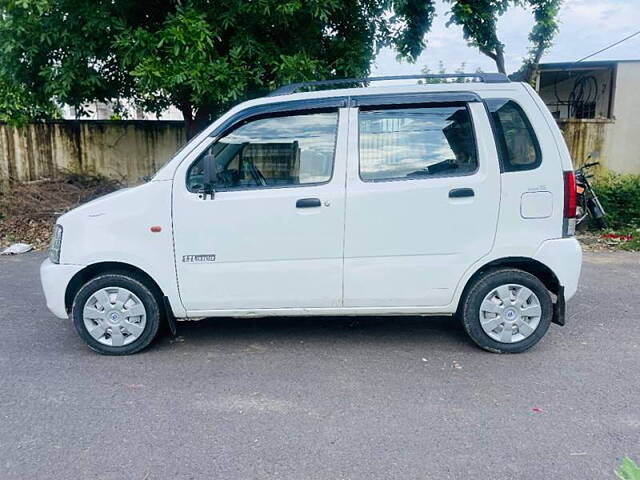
1 251 639 480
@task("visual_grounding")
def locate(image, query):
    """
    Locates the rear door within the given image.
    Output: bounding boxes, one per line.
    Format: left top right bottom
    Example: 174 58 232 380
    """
343 96 501 307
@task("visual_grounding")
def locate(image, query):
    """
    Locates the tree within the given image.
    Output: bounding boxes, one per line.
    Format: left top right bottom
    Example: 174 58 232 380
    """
420 61 482 83
0 0 131 123
517 0 561 84
0 0 436 136
444 0 561 83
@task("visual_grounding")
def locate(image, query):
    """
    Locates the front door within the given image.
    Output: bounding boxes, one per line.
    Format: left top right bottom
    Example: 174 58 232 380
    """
343 100 501 307
173 108 347 312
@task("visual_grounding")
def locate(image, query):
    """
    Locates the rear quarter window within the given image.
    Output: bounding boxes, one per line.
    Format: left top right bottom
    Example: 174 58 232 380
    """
486 99 542 172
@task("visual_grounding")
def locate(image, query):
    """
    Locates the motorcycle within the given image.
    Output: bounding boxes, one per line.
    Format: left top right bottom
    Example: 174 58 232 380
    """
575 154 607 229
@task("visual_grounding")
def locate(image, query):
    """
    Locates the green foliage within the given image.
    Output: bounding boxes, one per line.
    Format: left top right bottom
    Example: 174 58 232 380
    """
444 0 561 79
516 0 561 83
594 172 640 229
444 0 510 72
617 457 640 480
0 0 436 134
527 0 561 60
0 81 61 125
420 61 482 83
0 0 133 124
392 0 437 59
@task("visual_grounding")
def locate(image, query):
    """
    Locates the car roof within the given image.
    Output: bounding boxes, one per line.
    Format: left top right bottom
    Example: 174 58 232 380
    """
241 81 526 110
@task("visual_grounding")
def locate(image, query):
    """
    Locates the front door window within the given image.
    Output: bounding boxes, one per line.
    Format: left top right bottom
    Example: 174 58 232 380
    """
187 112 338 191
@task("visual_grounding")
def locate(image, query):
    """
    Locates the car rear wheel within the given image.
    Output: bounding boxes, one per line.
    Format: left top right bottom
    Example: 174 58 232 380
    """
460 268 553 353
72 273 161 355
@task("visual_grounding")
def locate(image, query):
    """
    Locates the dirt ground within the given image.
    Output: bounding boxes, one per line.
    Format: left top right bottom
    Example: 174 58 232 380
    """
0 173 121 250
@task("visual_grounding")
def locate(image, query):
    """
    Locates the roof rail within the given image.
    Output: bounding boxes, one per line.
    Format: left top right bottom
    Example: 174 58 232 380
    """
268 73 510 96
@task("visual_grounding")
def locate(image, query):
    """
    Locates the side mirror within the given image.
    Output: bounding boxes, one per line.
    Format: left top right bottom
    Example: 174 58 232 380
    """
202 154 216 200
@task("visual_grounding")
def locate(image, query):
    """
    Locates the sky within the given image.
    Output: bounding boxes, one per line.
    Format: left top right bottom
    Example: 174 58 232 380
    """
372 0 640 76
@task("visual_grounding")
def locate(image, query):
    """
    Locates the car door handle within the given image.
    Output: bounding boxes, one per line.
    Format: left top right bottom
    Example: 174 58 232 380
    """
449 188 475 198
296 198 322 208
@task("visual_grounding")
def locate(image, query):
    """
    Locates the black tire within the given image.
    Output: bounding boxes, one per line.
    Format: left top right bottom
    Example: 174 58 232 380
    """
460 268 553 353
72 272 161 355
593 216 607 229
587 198 607 229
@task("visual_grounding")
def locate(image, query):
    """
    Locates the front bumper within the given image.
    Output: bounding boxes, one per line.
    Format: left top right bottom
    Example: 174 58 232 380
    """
40 259 84 319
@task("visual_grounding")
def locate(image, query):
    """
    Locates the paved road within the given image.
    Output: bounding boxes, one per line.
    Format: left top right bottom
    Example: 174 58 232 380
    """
1 252 639 479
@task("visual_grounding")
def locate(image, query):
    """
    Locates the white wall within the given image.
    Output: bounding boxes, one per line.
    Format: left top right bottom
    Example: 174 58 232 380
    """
607 62 640 174
62 102 183 121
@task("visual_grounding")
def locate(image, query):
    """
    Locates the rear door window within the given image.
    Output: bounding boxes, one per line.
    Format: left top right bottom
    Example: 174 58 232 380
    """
358 104 478 182
486 99 541 171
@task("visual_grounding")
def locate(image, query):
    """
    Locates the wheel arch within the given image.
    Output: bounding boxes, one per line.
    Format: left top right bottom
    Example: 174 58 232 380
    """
457 256 561 311
65 261 165 313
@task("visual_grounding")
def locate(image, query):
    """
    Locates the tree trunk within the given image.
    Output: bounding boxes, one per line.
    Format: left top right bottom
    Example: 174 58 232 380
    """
179 103 217 140
525 44 546 85
192 106 213 138
495 45 506 74
480 46 506 75
179 102 195 140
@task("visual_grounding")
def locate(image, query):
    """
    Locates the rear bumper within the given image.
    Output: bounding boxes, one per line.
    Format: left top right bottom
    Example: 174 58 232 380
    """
533 237 583 301
40 259 84 319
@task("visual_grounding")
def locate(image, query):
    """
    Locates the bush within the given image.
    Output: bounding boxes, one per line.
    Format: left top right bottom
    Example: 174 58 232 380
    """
617 457 640 480
593 172 640 229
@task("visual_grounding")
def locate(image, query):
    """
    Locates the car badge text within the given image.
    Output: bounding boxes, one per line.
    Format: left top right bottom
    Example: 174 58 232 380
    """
182 254 216 263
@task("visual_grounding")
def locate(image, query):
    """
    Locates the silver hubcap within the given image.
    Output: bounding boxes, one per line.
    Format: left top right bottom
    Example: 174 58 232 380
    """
83 287 147 347
479 284 542 344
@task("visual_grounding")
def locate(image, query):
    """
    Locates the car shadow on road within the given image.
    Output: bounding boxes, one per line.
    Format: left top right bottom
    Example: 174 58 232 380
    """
155 314 470 352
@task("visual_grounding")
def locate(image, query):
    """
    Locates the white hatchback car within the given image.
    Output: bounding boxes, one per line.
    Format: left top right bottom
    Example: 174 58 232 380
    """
41 74 582 355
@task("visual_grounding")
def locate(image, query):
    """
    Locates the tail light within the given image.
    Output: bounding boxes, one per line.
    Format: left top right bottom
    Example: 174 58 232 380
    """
563 171 577 236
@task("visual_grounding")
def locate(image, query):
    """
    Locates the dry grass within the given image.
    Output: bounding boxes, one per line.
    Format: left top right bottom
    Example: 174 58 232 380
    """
0 172 122 251
577 229 640 252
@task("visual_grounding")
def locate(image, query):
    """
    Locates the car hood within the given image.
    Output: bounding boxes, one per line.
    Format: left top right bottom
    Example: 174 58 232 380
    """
57 185 136 223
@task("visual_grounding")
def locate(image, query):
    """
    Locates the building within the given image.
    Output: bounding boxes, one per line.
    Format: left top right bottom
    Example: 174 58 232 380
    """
62 100 183 121
535 59 640 175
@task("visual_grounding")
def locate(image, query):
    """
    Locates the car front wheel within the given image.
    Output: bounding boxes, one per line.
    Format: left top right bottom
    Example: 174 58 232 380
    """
71 272 161 355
